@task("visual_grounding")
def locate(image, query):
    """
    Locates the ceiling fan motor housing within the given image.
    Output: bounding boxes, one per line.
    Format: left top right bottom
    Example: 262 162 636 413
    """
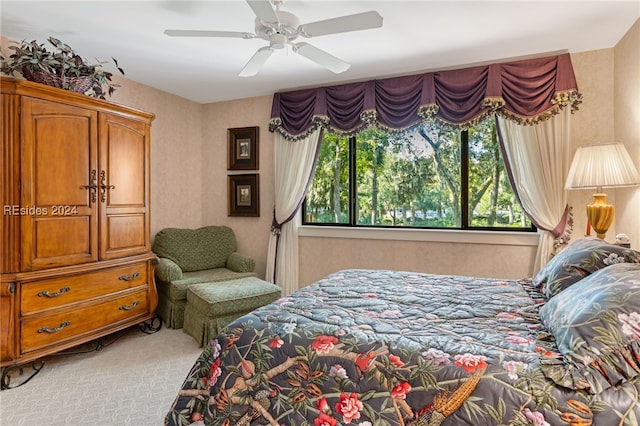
255 10 300 49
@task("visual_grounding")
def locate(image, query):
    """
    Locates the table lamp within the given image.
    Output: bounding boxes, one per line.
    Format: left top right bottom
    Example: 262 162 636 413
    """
565 143 640 239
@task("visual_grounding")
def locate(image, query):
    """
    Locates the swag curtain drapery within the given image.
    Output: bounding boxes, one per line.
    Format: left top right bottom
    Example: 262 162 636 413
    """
268 53 582 290
270 53 581 139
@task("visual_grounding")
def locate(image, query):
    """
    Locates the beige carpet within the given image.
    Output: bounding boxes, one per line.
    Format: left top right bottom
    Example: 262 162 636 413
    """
0 324 203 426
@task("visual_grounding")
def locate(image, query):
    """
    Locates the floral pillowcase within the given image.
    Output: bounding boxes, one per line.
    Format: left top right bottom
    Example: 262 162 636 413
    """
533 236 640 298
539 262 640 394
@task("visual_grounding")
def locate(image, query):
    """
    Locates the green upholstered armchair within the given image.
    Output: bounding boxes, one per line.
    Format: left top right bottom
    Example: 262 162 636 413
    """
152 225 256 328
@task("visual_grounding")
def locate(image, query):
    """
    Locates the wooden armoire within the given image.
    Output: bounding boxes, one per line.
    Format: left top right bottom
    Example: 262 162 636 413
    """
1 77 158 378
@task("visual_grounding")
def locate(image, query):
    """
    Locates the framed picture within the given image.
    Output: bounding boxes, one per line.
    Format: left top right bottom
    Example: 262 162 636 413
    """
228 126 259 170
228 174 260 217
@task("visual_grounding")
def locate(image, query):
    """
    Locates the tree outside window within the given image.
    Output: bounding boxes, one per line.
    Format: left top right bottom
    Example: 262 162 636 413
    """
303 117 533 231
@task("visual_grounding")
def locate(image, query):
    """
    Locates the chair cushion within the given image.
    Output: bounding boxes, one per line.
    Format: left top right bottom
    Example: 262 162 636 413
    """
152 225 238 272
187 277 282 317
160 268 258 301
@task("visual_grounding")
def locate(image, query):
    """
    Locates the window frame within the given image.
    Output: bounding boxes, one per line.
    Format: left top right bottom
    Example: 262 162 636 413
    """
302 125 536 233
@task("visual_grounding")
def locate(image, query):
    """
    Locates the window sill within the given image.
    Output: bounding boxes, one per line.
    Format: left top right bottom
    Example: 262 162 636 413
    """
299 226 540 247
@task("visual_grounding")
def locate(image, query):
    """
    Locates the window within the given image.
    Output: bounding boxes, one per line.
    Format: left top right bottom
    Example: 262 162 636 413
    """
303 117 533 231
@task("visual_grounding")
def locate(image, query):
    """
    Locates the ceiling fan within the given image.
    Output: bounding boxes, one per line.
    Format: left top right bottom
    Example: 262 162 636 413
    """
164 0 383 77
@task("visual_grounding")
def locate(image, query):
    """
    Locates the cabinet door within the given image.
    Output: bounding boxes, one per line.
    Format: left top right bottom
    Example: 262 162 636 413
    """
99 113 150 259
21 98 99 270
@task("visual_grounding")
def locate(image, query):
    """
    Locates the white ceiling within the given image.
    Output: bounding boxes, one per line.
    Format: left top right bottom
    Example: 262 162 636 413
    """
1 1 638 104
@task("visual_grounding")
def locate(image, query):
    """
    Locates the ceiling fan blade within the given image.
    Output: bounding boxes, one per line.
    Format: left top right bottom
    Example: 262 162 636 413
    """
298 11 383 38
246 0 279 23
164 29 255 39
239 46 274 77
293 42 350 74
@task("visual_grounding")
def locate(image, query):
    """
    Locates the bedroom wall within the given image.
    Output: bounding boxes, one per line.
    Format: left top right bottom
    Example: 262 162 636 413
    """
200 97 275 279
299 235 537 285
614 18 640 248
568 49 616 240
566 19 640 249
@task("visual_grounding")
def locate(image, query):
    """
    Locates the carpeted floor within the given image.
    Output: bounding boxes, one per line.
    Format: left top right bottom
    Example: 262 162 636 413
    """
0 324 203 426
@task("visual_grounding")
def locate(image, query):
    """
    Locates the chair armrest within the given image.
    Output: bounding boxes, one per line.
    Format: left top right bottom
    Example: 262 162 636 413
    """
226 252 256 273
155 257 183 282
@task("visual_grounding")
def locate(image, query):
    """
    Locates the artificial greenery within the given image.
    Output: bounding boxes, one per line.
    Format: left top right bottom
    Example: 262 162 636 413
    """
1 37 124 99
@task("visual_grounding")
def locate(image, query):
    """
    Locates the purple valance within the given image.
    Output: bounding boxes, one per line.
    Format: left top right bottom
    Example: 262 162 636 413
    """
269 53 582 140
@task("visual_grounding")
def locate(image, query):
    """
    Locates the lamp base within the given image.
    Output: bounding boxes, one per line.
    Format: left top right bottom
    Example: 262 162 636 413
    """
586 193 614 240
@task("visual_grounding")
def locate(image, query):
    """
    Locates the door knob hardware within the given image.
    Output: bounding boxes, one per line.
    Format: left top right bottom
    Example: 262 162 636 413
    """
81 169 98 203
99 170 115 202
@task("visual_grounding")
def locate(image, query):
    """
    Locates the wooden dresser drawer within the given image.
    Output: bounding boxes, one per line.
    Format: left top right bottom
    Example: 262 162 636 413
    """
20 289 149 354
20 263 148 315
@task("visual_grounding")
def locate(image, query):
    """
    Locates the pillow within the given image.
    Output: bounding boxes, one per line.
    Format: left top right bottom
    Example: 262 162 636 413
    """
539 262 640 394
533 236 639 298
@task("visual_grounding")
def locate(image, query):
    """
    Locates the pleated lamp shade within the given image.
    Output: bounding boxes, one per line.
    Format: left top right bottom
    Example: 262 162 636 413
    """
565 143 640 239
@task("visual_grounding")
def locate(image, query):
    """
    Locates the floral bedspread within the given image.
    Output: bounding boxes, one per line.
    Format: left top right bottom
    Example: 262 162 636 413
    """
165 269 640 426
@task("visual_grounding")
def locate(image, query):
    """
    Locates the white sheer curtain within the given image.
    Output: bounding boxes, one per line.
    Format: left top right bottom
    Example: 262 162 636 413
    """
497 107 573 274
266 128 322 295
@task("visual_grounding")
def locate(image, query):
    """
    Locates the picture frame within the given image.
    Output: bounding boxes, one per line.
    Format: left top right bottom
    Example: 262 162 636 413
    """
228 174 260 217
227 126 259 170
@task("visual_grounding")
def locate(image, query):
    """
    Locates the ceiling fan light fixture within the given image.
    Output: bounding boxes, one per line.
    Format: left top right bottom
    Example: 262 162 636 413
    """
268 33 288 50
165 0 382 77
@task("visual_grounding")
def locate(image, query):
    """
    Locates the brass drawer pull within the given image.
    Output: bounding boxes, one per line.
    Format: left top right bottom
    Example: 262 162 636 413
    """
118 272 140 282
119 300 139 311
38 321 71 334
37 287 71 298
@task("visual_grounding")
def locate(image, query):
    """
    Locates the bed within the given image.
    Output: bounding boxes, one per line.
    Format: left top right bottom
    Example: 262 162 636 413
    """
166 237 640 426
